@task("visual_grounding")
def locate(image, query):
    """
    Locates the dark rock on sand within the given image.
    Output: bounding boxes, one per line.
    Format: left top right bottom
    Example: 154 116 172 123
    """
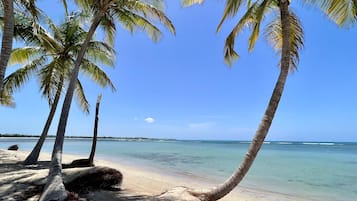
7 144 19 151
65 166 123 193
63 159 94 168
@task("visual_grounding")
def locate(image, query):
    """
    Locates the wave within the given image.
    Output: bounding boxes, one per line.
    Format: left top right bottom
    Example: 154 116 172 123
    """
277 142 293 145
302 142 336 146
319 142 336 146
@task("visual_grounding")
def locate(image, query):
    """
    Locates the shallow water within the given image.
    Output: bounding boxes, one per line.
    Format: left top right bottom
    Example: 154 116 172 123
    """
1 138 356 201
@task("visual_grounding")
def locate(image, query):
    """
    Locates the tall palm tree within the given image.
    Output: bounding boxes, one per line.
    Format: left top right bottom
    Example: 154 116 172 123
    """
0 0 39 97
0 0 14 96
181 0 356 200
40 1 175 200
2 12 116 165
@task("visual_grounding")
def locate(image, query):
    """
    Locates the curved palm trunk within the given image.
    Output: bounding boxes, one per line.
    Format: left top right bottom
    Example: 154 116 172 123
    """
88 94 102 166
39 10 107 201
0 0 14 95
24 79 64 165
191 1 291 201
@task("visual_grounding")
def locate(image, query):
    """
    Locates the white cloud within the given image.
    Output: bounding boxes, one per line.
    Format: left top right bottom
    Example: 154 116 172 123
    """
144 117 155 124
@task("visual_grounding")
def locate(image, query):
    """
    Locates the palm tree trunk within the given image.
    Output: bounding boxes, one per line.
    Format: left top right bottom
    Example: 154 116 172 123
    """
89 94 102 166
39 10 107 201
190 1 291 201
0 0 14 95
24 79 64 165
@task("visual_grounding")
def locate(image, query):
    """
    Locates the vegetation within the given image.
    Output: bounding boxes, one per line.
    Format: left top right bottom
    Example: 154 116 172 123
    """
39 1 175 200
62 94 102 168
0 0 356 201
1 11 115 165
181 0 357 200
0 0 15 96
0 0 39 98
88 94 102 166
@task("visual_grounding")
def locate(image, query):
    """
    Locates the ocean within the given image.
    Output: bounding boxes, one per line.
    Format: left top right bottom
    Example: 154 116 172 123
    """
1 138 356 201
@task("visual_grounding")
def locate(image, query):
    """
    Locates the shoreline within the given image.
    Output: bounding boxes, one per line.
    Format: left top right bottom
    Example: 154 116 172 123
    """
0 149 313 201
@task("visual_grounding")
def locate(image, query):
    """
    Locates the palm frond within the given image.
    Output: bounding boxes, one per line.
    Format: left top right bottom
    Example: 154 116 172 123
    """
129 0 176 35
325 0 357 26
80 59 116 92
73 0 92 12
62 0 69 16
143 0 166 10
264 10 304 71
15 0 44 20
75 79 90 114
85 41 115 67
217 0 244 32
13 12 45 45
3 58 44 95
182 0 205 7
8 47 42 66
223 2 259 66
35 21 63 54
303 0 357 27
39 60 65 104
113 7 162 42
248 0 272 51
72 0 175 42
99 13 116 45
0 91 15 107
247 0 252 8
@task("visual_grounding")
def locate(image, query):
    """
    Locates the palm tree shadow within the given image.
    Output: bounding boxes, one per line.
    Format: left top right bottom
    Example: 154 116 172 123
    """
24 160 52 169
0 160 46 200
83 190 173 201
0 151 174 201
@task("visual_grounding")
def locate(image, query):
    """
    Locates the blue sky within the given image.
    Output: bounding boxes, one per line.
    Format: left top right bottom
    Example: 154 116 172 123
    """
1 1 356 141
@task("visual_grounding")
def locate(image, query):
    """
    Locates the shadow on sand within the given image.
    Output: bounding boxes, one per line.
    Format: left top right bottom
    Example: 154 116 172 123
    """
0 150 176 201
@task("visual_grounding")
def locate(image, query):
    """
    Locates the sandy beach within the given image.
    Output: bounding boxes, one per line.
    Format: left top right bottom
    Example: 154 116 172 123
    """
0 149 311 201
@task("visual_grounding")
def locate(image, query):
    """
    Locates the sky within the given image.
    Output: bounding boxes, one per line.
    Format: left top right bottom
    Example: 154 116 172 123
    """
0 1 356 141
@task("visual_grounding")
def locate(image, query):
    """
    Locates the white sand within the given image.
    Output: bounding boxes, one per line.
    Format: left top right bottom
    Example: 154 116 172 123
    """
0 149 311 201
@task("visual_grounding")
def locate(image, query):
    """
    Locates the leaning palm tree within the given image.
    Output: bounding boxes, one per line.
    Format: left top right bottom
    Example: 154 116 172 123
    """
179 0 356 200
2 12 116 165
0 0 39 97
40 1 175 200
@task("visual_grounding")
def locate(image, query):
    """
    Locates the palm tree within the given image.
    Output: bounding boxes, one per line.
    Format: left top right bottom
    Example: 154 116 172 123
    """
40 1 175 200
2 12 116 165
181 0 356 200
0 0 39 97
88 94 102 166
0 0 14 95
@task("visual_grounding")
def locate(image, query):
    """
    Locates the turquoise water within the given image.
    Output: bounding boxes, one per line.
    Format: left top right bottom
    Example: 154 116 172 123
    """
1 138 356 201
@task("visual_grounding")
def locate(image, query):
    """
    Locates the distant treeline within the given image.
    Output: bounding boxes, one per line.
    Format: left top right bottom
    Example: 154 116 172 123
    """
0 133 175 141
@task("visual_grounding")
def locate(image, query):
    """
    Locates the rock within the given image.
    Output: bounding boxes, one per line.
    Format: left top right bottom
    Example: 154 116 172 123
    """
63 159 93 168
64 166 123 193
7 144 19 151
